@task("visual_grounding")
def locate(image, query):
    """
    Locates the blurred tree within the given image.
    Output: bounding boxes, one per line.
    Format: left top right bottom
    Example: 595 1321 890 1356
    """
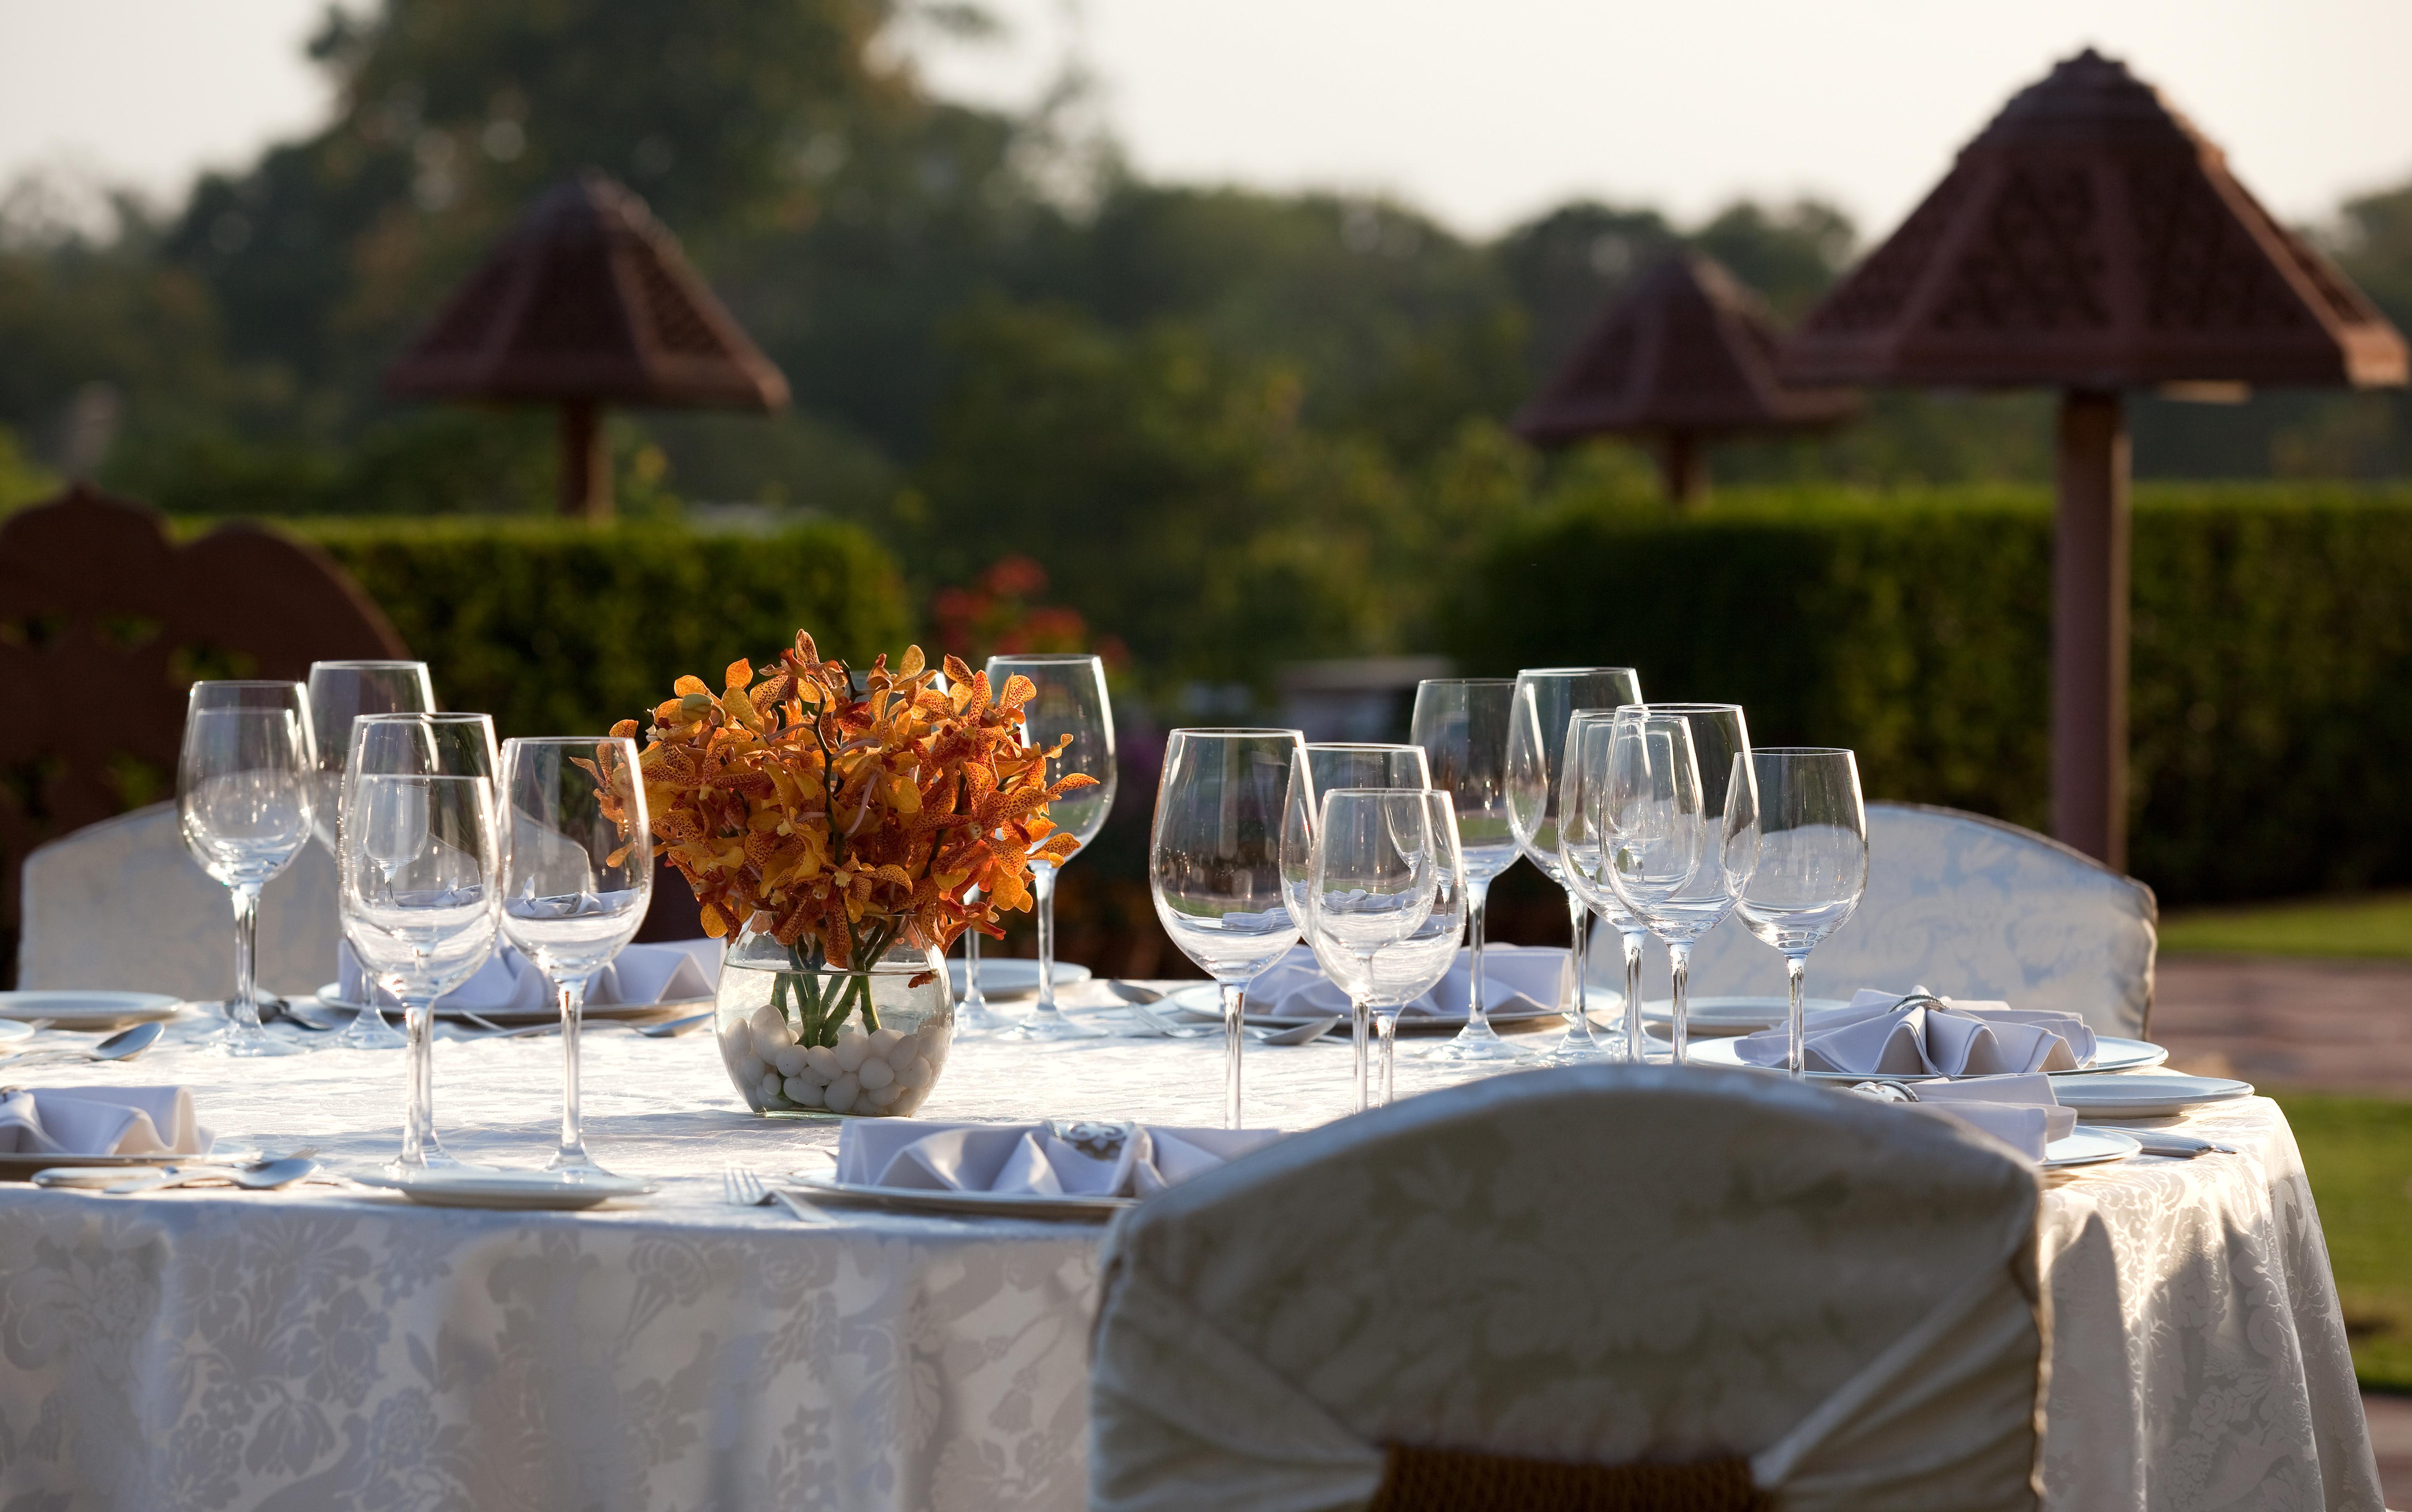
906 298 1401 695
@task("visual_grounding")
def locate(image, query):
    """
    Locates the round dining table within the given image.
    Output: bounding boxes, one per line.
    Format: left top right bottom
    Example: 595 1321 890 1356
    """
0 982 2382 1511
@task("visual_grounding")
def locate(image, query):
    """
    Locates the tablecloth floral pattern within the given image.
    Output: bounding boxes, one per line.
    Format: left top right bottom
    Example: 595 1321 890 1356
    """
0 992 2380 1510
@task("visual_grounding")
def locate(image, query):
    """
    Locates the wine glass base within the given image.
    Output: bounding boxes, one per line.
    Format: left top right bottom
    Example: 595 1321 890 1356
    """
953 998 1015 1037
335 1013 408 1051
202 1023 310 1057
997 1011 1103 1043
546 1152 624 1181
1420 1021 1533 1064
1539 1024 1618 1065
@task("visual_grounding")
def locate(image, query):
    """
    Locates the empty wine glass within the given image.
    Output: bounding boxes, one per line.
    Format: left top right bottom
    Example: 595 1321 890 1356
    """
1556 711 1655 1064
1736 749 1868 1076
1280 743 1431 931
179 681 318 1058
342 713 501 1174
1149 728 1307 1128
1409 678 1526 1063
1597 704 1761 1065
1364 798 1469 1105
955 887 1008 1035
306 659 433 1050
500 737 651 1176
1305 788 1444 1113
1506 667 1641 1063
991 654 1118 1042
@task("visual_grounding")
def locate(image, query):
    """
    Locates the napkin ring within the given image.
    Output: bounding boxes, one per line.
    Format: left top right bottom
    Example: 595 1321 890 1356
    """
1043 1119 1135 1160
1846 1081 1921 1103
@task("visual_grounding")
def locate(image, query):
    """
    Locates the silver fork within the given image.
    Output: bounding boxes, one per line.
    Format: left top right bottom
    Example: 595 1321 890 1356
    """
722 1166 772 1207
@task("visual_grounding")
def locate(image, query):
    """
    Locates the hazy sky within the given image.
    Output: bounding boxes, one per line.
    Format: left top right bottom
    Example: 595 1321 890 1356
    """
5 0 2410 242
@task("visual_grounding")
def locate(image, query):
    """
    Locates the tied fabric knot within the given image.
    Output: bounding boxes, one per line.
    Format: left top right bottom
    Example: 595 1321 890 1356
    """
1368 1444 1772 1512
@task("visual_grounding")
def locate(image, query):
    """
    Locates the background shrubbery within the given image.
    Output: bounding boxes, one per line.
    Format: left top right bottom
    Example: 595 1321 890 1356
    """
1449 481 2412 905
292 516 913 738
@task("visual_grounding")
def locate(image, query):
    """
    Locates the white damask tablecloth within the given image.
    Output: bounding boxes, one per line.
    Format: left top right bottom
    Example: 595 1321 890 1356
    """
0 987 2381 1511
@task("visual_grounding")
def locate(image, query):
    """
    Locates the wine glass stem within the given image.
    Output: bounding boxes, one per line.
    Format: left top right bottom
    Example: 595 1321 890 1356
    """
1786 955 1809 1079
1351 989 1373 1114
1668 940 1693 1066
1563 889 1593 1046
1030 860 1061 1021
556 976 591 1165
1221 979 1244 1130
402 997 438 1166
229 882 265 1033
1464 877 1492 1032
1622 931 1647 1064
1378 1015 1397 1105
962 923 986 1013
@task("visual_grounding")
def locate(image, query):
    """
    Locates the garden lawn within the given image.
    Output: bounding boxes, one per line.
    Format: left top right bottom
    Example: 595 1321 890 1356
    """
2160 893 2412 959
2278 1092 2412 1392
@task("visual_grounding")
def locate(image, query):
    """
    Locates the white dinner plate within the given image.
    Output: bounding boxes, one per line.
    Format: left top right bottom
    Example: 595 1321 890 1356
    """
2046 1074 2256 1120
1639 996 1851 1033
0 991 184 1033
951 959 1092 1000
3 1149 262 1183
2044 1127 2141 1168
1682 1034 2170 1077
316 985 708 1028
1161 982 1565 1033
788 1173 1132 1220
354 1169 657 1210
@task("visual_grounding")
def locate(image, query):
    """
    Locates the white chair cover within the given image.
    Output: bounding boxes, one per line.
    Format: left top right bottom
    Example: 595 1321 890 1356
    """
1090 1066 2046 1512
18 802 338 998
1601 802 2157 1038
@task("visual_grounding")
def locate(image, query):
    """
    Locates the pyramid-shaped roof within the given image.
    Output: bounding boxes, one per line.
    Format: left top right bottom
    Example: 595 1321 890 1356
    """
1515 250 1859 446
1782 49 2407 390
385 172 789 410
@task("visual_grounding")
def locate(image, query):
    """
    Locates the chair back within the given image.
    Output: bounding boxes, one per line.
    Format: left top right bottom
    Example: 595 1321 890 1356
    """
1608 801 2157 1037
0 483 404 982
1091 1066 2046 1512
18 802 340 1000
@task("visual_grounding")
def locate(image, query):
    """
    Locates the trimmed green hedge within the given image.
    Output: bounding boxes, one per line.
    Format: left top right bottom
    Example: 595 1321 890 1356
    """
285 518 915 740
1447 483 2412 904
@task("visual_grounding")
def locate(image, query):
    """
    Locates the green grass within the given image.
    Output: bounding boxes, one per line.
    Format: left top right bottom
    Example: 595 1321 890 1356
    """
2278 1093 2412 1392
2158 892 2412 959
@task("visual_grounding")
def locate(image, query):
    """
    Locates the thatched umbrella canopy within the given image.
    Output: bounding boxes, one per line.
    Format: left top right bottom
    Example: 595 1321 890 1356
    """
1515 249 1859 504
385 171 788 520
1781 47 2406 867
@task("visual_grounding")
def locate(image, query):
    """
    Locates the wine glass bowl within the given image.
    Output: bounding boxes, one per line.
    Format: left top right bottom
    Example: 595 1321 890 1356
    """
1736 748 1868 1076
1506 667 1641 1063
1409 679 1526 1063
341 712 501 1173
499 736 651 1176
1305 788 1456 1112
305 661 434 856
1280 742 1431 930
179 680 318 1058
1149 727 1307 1127
989 654 1117 1042
1594 703 1760 1064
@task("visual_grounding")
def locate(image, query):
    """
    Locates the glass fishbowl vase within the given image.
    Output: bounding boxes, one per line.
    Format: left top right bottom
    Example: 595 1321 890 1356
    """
714 926 954 1118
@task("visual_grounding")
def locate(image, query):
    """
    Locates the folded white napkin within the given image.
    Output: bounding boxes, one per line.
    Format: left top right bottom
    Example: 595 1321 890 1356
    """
837 1120 1282 1199
0 1087 212 1157
339 939 719 1013
1734 987 2097 1076
1242 944 1569 1021
1905 1075 2078 1161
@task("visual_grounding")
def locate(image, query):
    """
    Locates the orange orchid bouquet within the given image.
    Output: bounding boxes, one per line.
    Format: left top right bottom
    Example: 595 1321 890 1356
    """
616 632 1096 1039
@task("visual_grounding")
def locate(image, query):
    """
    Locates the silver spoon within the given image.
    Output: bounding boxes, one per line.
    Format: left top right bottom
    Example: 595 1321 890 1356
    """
6 1021 165 1068
104 1155 320 1195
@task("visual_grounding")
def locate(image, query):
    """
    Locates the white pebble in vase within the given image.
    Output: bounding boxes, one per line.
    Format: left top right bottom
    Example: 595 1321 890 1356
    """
832 1033 870 1074
772 1043 809 1078
823 1072 860 1114
783 1076 824 1109
857 1058 894 1092
804 1045 842 1081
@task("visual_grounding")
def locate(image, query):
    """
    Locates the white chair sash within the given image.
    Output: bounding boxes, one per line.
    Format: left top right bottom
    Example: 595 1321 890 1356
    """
1090 1067 2046 1512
